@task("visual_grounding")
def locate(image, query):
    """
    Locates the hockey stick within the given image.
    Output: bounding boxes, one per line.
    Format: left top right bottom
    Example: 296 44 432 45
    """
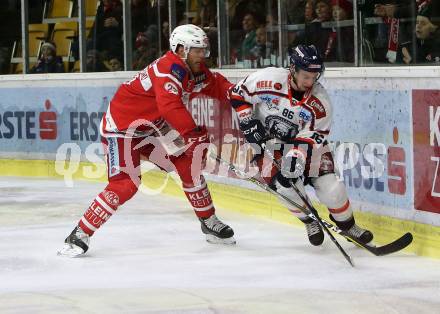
262 145 413 256
261 144 354 266
261 145 413 256
213 153 413 257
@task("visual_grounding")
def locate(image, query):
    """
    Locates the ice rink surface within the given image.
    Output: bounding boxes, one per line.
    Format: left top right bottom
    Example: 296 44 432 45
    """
0 177 439 314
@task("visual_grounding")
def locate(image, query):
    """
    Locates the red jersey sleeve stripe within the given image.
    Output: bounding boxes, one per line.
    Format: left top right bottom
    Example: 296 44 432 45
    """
235 104 252 112
294 137 316 145
317 130 330 135
230 99 253 109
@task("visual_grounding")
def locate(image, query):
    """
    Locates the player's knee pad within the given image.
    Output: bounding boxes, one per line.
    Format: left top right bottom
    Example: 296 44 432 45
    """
312 173 348 209
105 178 139 206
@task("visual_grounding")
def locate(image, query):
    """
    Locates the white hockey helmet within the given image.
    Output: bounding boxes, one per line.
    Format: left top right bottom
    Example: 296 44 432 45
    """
169 24 210 59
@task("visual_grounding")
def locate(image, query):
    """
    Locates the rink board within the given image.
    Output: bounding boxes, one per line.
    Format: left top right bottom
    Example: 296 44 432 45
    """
0 68 439 257
0 158 439 258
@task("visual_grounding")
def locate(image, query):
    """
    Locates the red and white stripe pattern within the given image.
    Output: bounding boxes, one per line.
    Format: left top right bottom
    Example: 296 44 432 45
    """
182 179 215 218
328 200 352 222
79 191 119 236
287 206 308 220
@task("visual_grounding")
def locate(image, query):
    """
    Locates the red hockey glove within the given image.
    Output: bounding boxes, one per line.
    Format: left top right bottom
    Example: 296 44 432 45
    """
182 126 210 158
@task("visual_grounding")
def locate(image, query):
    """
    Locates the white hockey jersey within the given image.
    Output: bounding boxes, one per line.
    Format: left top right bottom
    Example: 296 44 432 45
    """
229 67 334 177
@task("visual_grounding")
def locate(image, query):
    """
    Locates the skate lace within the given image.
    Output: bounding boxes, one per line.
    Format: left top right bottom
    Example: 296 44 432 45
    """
347 224 365 238
305 221 321 236
204 215 226 233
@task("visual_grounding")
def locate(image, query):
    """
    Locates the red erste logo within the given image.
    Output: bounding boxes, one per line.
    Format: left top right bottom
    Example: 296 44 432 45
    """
39 99 57 140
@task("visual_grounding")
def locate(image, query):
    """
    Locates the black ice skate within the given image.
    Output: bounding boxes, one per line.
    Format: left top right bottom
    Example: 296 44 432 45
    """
332 216 373 244
199 214 236 245
301 217 324 246
57 226 90 257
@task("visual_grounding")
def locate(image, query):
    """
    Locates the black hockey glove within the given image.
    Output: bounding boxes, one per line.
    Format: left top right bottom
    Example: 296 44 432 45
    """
239 119 267 160
239 119 267 145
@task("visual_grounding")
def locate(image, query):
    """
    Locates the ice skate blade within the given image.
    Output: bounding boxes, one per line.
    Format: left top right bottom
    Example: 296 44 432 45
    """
57 243 86 258
205 234 236 245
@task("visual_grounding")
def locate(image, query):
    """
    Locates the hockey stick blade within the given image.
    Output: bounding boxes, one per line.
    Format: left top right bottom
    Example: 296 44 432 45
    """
343 232 413 256
318 215 413 256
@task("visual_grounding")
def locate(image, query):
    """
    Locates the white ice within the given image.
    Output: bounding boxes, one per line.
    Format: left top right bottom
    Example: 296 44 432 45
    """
0 177 439 314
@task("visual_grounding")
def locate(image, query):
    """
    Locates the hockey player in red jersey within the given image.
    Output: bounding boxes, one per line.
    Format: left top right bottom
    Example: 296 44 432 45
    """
59 24 235 257
229 44 373 246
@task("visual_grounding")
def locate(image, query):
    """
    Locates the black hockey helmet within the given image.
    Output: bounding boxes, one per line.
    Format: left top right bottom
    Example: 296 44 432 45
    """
289 44 325 79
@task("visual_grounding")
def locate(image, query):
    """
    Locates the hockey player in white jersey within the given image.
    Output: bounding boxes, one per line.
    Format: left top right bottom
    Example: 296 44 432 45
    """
229 44 373 246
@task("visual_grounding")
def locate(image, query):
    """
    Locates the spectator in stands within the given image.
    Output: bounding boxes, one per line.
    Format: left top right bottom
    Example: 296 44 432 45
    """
373 0 414 63
229 0 265 30
194 0 216 28
86 49 107 72
240 12 258 61
132 28 159 70
324 0 354 63
305 0 317 23
89 0 123 60
266 12 277 26
302 0 332 56
313 0 332 22
401 2 440 64
107 56 123 71
332 0 352 21
30 42 64 74
249 26 274 66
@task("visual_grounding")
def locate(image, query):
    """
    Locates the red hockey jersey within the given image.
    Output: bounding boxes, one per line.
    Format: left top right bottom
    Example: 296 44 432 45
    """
101 51 232 138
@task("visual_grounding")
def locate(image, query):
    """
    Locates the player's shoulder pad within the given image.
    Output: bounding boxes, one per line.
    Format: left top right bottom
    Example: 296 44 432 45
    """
170 63 187 82
241 67 289 94
306 82 332 119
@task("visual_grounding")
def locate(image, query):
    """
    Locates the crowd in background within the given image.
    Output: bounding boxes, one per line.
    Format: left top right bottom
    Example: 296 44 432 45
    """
366 0 440 64
226 0 439 66
0 0 439 74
